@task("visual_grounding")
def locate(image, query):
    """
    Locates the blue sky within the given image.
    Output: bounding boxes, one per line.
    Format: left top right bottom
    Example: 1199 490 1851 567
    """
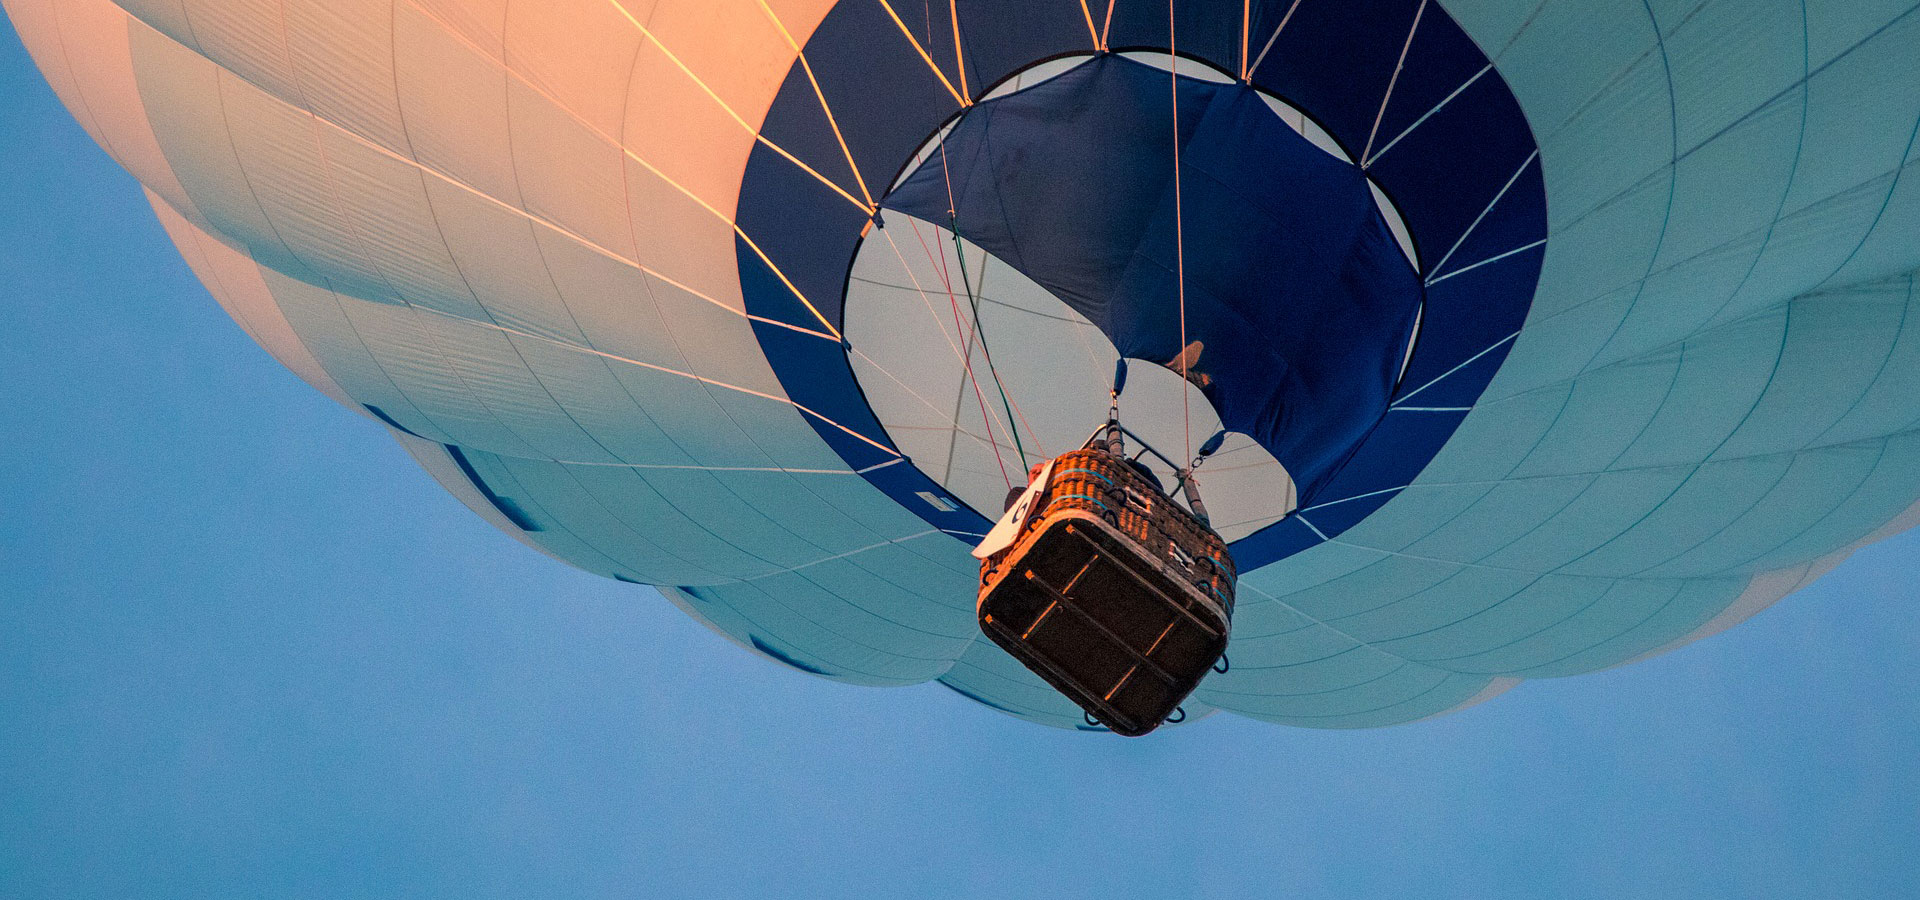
2 19 1916 900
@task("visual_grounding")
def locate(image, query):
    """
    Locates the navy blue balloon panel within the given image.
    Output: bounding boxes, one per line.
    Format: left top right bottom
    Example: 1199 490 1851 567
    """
881 55 1424 502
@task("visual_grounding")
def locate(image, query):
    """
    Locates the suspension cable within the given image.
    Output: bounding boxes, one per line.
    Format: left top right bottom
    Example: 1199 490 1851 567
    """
910 215 1014 490
948 216 1031 467
1171 0 1193 463
926 0 1029 470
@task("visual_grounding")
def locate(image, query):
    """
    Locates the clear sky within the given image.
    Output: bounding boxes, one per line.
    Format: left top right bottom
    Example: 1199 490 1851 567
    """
2 19 1916 900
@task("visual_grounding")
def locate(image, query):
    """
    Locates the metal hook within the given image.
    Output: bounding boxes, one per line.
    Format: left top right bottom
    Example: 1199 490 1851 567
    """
1182 429 1230 477
1212 654 1230 675
1167 706 1187 724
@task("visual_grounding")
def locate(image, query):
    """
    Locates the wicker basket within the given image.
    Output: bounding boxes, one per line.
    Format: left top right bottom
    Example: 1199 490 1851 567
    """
977 448 1236 735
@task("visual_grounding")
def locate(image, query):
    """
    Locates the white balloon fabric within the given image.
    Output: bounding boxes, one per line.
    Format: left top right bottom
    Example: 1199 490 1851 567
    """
10 0 1920 730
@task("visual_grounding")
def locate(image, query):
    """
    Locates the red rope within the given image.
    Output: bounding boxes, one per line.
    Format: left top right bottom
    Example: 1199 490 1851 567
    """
916 0 1013 490
1171 1 1192 462
909 214 1014 490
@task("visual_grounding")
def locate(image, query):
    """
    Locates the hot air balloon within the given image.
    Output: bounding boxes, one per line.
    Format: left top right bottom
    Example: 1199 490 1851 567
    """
9 0 1919 731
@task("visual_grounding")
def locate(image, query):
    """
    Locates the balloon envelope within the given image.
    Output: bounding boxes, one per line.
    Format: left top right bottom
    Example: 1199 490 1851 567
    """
9 0 1920 729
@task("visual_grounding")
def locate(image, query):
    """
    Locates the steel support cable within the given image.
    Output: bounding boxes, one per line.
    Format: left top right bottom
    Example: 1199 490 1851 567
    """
910 214 1016 488
869 222 1047 464
1080 0 1104 50
1171 0 1193 462
1362 0 1428 165
600 0 872 214
948 221 1032 468
875 0 969 106
401 302 901 456
1240 0 1252 80
171 0 844 344
753 0 879 208
959 241 1050 458
847 343 1030 462
947 0 971 104
1248 0 1306 78
932 156 1030 470
923 2 1028 475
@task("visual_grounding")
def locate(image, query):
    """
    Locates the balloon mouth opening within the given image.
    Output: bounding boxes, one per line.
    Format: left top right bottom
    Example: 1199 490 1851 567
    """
736 2 1547 568
843 52 1427 535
